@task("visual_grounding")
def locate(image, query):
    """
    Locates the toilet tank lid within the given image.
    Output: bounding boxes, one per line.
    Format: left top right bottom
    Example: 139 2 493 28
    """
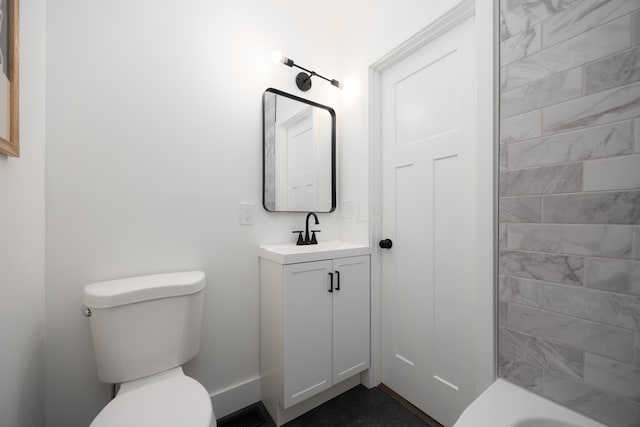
83 271 205 309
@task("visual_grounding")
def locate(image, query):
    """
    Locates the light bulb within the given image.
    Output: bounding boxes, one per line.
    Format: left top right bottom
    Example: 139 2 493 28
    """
271 50 283 64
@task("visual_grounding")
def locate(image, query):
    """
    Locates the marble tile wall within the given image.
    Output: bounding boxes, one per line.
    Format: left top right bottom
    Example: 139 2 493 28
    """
499 1 640 426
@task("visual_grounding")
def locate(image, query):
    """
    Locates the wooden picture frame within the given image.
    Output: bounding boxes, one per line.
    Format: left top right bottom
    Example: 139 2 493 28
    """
0 0 18 157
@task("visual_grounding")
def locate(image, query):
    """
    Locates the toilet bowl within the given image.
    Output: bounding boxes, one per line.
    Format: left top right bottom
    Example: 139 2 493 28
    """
83 271 215 427
453 379 605 427
90 367 213 427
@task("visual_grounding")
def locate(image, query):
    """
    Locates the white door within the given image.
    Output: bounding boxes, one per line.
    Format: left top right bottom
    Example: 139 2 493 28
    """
380 16 477 427
286 110 317 210
284 260 333 408
332 256 370 385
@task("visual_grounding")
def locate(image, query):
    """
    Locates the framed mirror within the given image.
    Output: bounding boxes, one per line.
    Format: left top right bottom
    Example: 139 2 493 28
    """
262 88 336 212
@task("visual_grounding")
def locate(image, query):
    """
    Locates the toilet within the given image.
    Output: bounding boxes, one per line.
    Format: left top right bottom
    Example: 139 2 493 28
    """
82 271 215 427
452 379 605 427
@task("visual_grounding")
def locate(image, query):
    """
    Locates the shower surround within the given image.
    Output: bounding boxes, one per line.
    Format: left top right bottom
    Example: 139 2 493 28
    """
498 0 640 426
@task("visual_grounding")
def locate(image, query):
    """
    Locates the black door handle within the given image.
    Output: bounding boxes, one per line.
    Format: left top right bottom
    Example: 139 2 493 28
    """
328 272 333 293
379 239 393 249
335 271 340 291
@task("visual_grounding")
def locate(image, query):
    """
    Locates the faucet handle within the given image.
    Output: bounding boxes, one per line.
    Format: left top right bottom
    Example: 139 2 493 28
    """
310 230 320 245
292 230 305 246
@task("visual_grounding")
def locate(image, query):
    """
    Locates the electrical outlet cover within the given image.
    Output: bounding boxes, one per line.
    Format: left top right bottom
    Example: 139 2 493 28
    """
239 202 255 225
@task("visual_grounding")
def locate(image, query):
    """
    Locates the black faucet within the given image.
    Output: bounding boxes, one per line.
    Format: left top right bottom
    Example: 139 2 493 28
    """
292 212 321 245
305 212 319 245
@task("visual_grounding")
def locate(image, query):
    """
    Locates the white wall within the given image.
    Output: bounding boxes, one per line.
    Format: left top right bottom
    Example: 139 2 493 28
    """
43 1 494 426
0 0 47 426
44 1 342 426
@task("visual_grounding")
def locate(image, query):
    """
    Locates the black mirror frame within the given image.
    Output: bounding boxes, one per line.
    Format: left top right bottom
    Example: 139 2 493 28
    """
262 88 337 213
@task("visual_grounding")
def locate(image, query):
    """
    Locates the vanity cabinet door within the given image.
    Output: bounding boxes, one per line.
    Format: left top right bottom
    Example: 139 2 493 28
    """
283 260 333 408
332 256 370 385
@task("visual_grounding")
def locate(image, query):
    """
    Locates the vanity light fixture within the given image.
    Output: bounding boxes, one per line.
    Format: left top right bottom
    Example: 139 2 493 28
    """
272 50 342 92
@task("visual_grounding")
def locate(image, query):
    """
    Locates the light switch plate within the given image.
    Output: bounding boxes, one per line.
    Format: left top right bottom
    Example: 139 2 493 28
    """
343 199 354 219
239 202 255 225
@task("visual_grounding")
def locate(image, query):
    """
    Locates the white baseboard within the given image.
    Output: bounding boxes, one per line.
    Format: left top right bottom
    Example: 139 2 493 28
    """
210 376 261 419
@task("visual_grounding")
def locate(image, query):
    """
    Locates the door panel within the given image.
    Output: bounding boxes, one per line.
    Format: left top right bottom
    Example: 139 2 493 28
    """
380 16 476 427
286 111 317 210
284 260 333 408
433 154 461 390
332 256 370 384
394 51 458 146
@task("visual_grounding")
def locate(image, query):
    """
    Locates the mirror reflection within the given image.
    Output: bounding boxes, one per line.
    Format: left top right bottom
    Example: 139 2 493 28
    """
263 88 336 212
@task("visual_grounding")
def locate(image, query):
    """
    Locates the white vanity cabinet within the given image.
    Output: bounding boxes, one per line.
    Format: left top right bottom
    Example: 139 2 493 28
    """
259 245 370 426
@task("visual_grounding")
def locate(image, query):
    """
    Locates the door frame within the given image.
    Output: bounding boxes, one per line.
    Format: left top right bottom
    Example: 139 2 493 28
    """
364 0 499 397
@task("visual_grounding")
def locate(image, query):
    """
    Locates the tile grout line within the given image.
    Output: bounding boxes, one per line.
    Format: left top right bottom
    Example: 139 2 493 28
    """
500 188 638 199
504 222 640 228
541 281 640 312
501 188 640 199
502 79 640 122
501 188 640 198
580 150 585 193
499 323 593 357
501 157 582 172
501 2 636 52
540 366 640 416
634 117 640 153
500 276 640 302
501 79 584 121
504 300 638 337
541 8 639 51
542 79 640 116
504 41 639 93
581 59 586 98
498 328 586 380
501 116 636 146
500 248 639 263
500 274 640 310
499 23 542 68
504 149 636 172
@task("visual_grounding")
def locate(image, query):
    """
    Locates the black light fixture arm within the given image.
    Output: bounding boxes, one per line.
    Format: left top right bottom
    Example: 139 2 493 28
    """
277 52 342 91
289 62 330 84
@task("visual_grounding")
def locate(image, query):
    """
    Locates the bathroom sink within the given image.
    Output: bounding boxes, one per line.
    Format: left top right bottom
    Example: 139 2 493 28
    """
259 240 370 264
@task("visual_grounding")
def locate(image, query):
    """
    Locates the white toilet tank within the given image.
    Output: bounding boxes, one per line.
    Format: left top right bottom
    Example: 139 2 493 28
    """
83 271 206 384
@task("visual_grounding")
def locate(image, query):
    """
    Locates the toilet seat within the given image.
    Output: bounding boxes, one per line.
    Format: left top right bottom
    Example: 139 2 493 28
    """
90 367 214 427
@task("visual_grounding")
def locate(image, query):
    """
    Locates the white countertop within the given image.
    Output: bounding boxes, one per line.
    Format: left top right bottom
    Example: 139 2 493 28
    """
259 240 370 264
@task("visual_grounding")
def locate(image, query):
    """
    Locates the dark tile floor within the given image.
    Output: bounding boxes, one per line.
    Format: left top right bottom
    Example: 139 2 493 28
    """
218 385 443 427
